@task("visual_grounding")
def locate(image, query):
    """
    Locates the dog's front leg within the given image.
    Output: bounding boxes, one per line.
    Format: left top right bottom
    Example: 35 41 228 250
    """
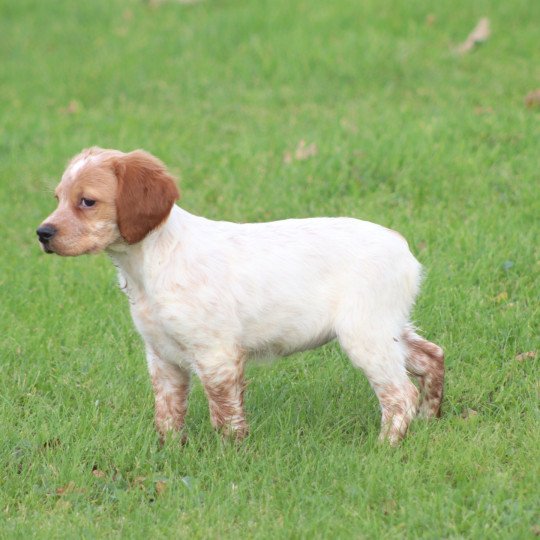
198 350 248 440
147 348 191 443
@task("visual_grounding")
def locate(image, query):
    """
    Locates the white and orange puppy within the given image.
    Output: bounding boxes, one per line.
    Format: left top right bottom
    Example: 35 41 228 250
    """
37 147 444 445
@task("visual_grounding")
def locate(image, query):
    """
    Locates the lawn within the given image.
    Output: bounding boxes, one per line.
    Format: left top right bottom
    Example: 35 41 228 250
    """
1 0 539 537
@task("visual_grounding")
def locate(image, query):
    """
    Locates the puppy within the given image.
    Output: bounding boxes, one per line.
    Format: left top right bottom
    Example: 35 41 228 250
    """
37 147 444 444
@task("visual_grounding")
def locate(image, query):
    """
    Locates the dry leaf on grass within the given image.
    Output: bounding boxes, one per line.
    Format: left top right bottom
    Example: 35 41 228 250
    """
461 408 478 419
155 480 167 495
55 481 84 495
456 18 490 54
296 140 317 160
132 476 147 486
283 140 318 164
515 351 537 362
525 89 540 108
92 469 106 478
55 499 72 510
474 106 494 115
59 100 80 115
382 499 397 515
56 481 75 495
493 291 508 303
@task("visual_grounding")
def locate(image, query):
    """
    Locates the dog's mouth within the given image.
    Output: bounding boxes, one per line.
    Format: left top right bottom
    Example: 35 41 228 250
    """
38 239 101 257
39 241 55 254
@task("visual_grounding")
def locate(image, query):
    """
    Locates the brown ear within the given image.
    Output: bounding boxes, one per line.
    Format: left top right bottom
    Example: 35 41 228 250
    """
114 150 180 244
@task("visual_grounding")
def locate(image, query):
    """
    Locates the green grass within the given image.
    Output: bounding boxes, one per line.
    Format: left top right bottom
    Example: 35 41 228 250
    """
1 0 539 537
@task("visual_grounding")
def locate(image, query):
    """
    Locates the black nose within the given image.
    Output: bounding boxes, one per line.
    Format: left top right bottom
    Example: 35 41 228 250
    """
36 224 57 243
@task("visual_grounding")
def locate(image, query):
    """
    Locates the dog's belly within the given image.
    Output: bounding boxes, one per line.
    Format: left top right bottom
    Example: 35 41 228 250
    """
246 329 337 362
132 294 337 369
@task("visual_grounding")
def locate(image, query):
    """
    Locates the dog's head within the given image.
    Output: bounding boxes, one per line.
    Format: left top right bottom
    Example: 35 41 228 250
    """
36 148 179 256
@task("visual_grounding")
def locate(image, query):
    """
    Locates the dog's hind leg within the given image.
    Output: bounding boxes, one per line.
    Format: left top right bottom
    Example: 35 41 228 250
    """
339 326 419 445
403 327 445 418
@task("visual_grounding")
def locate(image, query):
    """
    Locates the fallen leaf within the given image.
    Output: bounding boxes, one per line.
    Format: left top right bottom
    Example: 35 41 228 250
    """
474 106 494 115
55 499 72 510
92 469 106 478
295 140 317 160
515 351 537 362
283 140 318 164
155 480 167 495
382 499 397 515
456 18 490 54
56 481 76 495
132 476 147 486
59 100 80 115
493 291 508 303
525 89 540 108
461 408 478 419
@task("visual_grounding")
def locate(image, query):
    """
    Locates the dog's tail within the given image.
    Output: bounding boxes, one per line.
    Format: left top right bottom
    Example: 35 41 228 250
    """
402 325 445 418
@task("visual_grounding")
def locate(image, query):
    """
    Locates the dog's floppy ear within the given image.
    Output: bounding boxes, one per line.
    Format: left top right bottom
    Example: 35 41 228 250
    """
114 150 180 244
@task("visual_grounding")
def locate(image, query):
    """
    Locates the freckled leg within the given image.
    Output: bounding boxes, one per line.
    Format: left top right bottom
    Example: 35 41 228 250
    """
147 350 191 442
198 352 248 440
340 332 419 445
403 328 445 418
375 380 419 445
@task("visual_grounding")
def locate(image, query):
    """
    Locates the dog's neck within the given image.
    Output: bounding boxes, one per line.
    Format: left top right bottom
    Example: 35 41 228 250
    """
106 205 189 298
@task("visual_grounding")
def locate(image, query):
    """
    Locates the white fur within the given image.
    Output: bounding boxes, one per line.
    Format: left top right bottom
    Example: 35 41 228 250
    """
68 156 90 176
107 206 422 388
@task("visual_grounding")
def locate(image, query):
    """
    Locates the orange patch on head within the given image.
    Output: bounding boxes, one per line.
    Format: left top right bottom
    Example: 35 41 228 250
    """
38 148 180 255
39 149 121 255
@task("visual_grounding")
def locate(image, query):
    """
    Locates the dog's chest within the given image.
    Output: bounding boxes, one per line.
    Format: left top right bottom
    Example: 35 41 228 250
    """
129 296 192 365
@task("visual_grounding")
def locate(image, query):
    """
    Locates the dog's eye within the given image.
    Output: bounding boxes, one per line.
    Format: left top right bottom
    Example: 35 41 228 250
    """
80 198 96 208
